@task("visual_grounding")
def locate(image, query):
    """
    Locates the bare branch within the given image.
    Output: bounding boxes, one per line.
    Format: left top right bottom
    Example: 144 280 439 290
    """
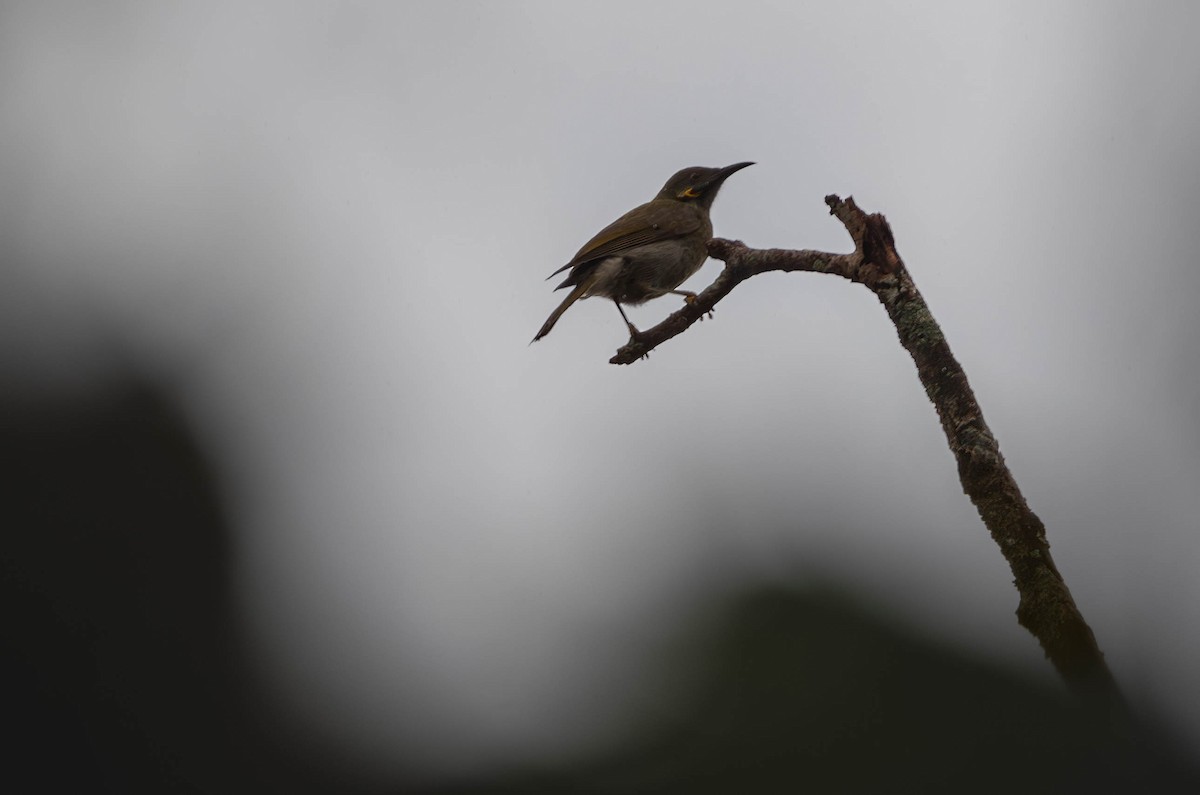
615 195 1120 701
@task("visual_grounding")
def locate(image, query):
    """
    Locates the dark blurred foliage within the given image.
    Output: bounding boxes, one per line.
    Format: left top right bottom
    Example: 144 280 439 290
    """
0 372 355 794
422 588 1199 795
1 368 1196 794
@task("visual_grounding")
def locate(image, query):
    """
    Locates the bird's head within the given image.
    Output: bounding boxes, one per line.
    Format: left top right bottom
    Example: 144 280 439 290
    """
656 161 754 209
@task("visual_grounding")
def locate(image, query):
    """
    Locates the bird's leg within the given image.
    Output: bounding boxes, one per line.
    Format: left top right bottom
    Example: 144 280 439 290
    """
613 300 642 340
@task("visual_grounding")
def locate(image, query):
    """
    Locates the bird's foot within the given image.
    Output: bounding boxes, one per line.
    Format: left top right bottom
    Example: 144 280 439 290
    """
625 324 651 358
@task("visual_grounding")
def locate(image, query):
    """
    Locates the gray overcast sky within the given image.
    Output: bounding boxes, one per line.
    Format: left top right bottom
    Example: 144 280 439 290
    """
3 0 1199 782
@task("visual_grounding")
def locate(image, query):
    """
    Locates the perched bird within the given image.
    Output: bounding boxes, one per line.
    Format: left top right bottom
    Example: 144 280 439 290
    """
532 162 753 342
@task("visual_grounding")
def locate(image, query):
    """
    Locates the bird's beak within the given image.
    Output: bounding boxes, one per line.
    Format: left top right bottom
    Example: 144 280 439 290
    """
705 161 755 187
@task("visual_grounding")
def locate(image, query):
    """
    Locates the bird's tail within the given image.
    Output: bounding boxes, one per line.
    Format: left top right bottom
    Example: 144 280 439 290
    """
531 275 596 343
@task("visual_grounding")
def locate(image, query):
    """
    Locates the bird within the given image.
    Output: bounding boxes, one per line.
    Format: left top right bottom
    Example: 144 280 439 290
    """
532 162 753 343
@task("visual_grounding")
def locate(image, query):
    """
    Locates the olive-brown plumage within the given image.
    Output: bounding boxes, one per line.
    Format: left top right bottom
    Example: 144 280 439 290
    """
532 162 753 342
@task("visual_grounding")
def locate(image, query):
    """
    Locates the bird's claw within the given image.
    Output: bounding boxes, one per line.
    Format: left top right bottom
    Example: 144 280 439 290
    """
623 326 650 359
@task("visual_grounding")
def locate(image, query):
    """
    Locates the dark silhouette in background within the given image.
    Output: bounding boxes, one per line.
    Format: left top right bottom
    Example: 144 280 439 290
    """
424 588 1198 794
0 371 347 793
2 366 1196 794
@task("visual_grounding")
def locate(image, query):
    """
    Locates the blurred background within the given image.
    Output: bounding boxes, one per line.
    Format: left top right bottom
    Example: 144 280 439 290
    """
3 2 1199 792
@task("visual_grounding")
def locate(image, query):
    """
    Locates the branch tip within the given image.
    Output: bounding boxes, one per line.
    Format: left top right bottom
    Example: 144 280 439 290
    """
706 238 741 261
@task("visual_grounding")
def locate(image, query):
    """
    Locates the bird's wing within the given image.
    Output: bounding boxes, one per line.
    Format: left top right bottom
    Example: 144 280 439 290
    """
547 200 702 279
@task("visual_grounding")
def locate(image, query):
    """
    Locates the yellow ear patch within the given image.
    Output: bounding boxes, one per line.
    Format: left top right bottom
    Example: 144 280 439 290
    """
681 187 701 199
